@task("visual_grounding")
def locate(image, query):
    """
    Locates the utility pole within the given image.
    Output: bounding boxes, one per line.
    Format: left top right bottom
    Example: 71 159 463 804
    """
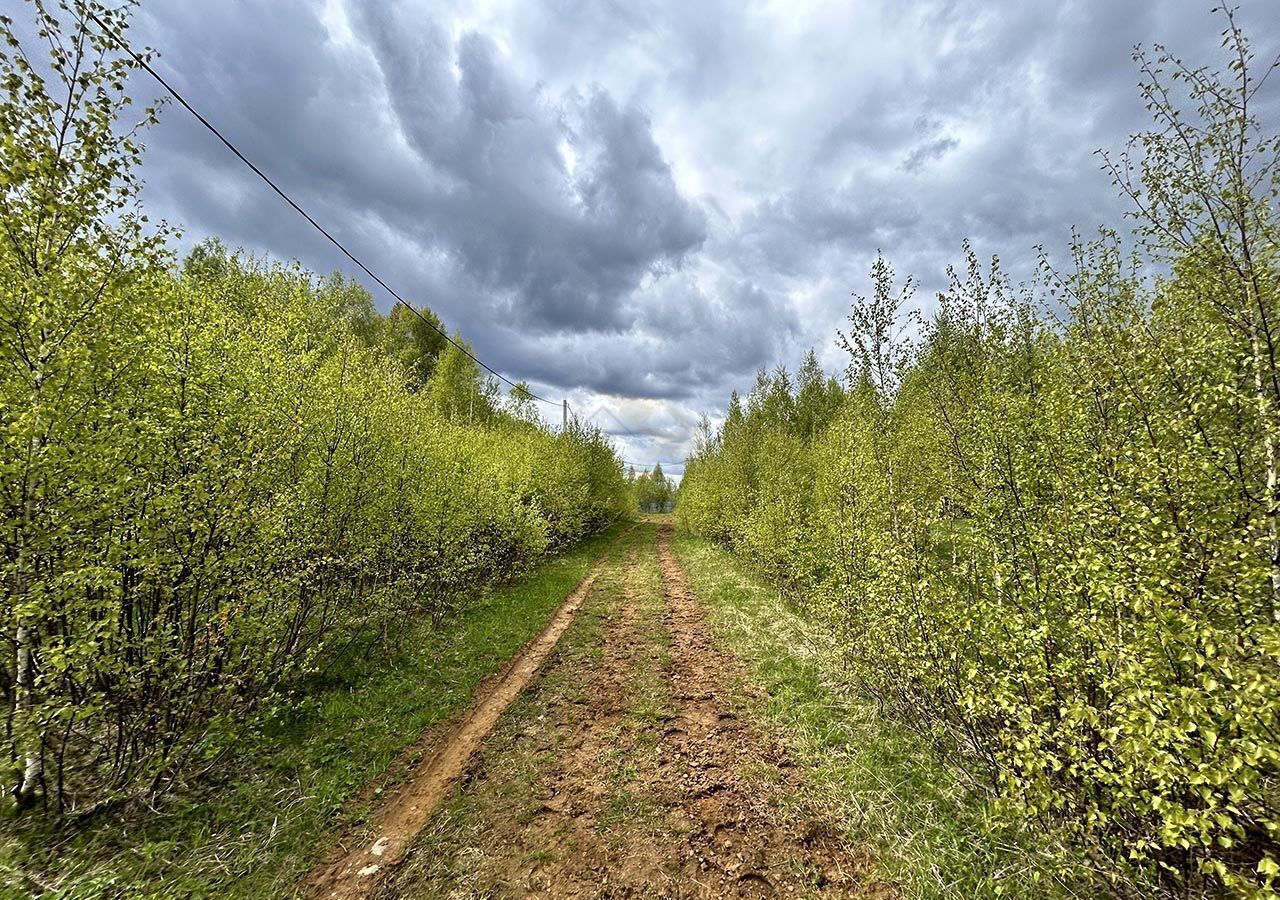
563 399 568 431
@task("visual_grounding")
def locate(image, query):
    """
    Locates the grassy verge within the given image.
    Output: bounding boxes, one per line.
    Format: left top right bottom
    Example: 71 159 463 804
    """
0 523 629 900
670 529 1091 900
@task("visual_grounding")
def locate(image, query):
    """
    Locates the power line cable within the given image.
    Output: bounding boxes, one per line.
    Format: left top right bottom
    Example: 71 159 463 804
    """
599 406 640 437
83 7 555 405
565 401 641 439
563 406 663 468
568 406 686 470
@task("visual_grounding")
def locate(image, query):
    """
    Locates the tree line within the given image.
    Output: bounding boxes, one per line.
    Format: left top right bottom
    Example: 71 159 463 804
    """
629 462 676 511
0 2 629 814
680 14 1280 898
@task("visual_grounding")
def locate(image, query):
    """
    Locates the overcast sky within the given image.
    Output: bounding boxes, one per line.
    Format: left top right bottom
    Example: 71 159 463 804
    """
100 0 1280 475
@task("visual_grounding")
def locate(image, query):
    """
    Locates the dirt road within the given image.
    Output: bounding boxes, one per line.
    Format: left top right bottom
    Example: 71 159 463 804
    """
306 521 887 899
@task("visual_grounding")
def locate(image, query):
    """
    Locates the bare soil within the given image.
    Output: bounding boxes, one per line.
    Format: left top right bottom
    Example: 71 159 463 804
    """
309 521 890 899
650 524 889 899
305 549 612 899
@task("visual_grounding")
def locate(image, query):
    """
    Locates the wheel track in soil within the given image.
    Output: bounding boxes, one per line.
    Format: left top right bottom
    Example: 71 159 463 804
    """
426 541 671 896
651 522 889 898
305 521 891 898
303 525 636 900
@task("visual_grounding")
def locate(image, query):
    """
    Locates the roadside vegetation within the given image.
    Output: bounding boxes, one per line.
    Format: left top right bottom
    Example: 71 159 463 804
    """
0 526 625 898
0 0 626 860
672 531 1092 899
628 462 676 512
679 13 1280 898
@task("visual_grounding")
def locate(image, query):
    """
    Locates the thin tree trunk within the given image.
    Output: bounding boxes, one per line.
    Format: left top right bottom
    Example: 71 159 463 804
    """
13 357 46 807
12 622 41 806
1251 324 1280 619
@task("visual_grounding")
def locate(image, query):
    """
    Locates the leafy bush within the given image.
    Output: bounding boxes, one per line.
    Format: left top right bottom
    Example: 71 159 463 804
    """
680 15 1280 898
0 2 628 815
628 462 676 512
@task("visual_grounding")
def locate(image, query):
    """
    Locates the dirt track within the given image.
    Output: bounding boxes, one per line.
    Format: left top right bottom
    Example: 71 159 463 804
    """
305 529 629 899
305 521 887 899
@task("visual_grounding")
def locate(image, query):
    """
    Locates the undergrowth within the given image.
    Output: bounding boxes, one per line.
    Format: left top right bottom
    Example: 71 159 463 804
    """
672 530 1103 900
0 524 626 900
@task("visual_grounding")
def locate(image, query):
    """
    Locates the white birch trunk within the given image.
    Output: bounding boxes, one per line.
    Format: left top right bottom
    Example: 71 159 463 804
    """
1251 325 1280 619
12 343 45 805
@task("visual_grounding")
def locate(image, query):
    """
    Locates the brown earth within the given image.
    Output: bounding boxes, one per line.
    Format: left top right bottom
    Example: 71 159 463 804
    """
309 521 890 899
305 526 635 900
649 524 888 899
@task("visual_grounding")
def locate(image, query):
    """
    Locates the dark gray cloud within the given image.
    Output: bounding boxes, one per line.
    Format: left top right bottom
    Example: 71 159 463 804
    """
61 0 1280 473
348 3 706 332
902 136 959 172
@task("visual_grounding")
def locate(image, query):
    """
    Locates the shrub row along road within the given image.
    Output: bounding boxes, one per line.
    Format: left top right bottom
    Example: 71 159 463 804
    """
306 521 890 899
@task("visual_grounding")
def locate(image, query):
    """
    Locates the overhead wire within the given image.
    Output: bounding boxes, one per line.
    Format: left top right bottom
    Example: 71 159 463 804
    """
598 406 641 438
82 7 555 406
565 401 640 438
83 9 698 462
569 403 683 471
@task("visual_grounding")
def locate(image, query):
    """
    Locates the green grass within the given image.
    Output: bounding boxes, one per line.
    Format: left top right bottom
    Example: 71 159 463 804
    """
0 523 629 900
670 530 1094 900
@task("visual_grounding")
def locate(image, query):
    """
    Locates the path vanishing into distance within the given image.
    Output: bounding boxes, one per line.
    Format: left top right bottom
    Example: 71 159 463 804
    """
7 4 1277 897
304 520 891 899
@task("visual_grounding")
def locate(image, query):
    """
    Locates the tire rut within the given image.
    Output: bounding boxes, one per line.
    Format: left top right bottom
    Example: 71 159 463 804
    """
380 522 890 899
654 523 890 899
304 528 633 900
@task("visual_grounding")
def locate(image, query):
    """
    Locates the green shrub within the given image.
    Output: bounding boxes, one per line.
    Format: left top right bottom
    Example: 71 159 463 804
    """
0 2 629 816
680 14 1280 897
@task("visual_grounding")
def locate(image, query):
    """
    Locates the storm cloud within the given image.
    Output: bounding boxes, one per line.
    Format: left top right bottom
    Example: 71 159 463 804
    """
98 0 1280 475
